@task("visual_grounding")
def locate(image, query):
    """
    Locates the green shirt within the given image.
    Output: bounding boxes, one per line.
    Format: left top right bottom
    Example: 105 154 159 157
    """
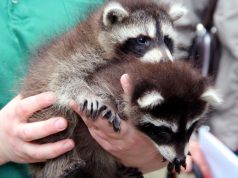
0 0 103 177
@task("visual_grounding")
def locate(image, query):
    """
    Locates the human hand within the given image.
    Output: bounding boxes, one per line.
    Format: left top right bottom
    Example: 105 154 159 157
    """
70 74 167 173
185 139 211 178
0 92 74 165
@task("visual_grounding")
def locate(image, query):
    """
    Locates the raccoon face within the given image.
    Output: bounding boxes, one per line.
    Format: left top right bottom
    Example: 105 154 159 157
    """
125 61 222 164
134 88 221 163
98 0 186 62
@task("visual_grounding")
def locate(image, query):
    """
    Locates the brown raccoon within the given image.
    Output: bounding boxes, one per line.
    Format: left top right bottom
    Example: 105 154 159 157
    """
22 0 186 134
22 54 220 178
71 59 220 178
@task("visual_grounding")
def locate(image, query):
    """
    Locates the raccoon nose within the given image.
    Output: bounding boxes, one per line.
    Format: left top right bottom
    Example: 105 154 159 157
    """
174 156 186 169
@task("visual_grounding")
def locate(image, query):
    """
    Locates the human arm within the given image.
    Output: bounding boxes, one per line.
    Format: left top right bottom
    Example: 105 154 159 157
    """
0 75 167 173
0 92 74 165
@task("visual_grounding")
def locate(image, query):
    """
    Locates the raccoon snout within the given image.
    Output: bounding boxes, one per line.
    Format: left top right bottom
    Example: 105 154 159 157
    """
173 156 186 172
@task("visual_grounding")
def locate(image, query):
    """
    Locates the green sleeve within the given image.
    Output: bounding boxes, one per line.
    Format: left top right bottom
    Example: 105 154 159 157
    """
0 0 104 108
0 0 103 177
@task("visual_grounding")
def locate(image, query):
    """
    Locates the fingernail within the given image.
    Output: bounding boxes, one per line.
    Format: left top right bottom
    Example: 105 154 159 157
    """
55 118 67 130
64 140 74 150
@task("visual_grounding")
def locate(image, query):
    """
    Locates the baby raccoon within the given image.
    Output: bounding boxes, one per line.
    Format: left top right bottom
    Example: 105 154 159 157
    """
22 0 186 108
79 59 221 178
22 54 221 178
86 59 221 176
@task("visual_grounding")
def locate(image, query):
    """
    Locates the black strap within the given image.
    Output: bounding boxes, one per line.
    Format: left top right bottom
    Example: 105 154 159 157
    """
202 0 218 29
189 0 221 79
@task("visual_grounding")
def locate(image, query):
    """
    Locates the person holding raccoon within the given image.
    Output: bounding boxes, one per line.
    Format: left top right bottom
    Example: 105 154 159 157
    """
0 0 169 177
1 0 234 178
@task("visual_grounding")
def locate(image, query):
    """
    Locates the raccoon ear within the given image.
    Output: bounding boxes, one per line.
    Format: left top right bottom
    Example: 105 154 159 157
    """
168 4 187 21
137 91 164 109
201 88 223 106
103 2 129 27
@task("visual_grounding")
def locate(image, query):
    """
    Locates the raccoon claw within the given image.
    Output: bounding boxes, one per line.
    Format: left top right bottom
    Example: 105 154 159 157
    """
181 159 187 169
80 100 87 112
112 114 121 132
102 110 121 132
174 157 186 173
79 98 102 120
77 96 120 131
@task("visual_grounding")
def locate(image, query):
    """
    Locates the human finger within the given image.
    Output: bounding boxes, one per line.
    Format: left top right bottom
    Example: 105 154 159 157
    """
17 117 68 141
88 128 112 150
10 95 22 103
88 127 132 155
182 155 193 173
22 139 74 162
69 100 88 123
16 92 56 120
189 140 211 176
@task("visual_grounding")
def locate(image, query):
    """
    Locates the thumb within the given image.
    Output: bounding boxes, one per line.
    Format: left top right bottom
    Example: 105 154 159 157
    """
120 74 132 95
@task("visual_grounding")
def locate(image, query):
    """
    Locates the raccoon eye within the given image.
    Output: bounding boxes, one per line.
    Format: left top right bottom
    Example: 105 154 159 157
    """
136 36 150 46
157 126 173 138
137 123 173 144
164 35 174 53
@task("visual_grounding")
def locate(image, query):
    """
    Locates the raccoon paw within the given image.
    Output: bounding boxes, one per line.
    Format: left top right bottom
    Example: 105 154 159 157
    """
166 158 187 177
77 94 121 132
174 157 186 173
79 98 100 120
